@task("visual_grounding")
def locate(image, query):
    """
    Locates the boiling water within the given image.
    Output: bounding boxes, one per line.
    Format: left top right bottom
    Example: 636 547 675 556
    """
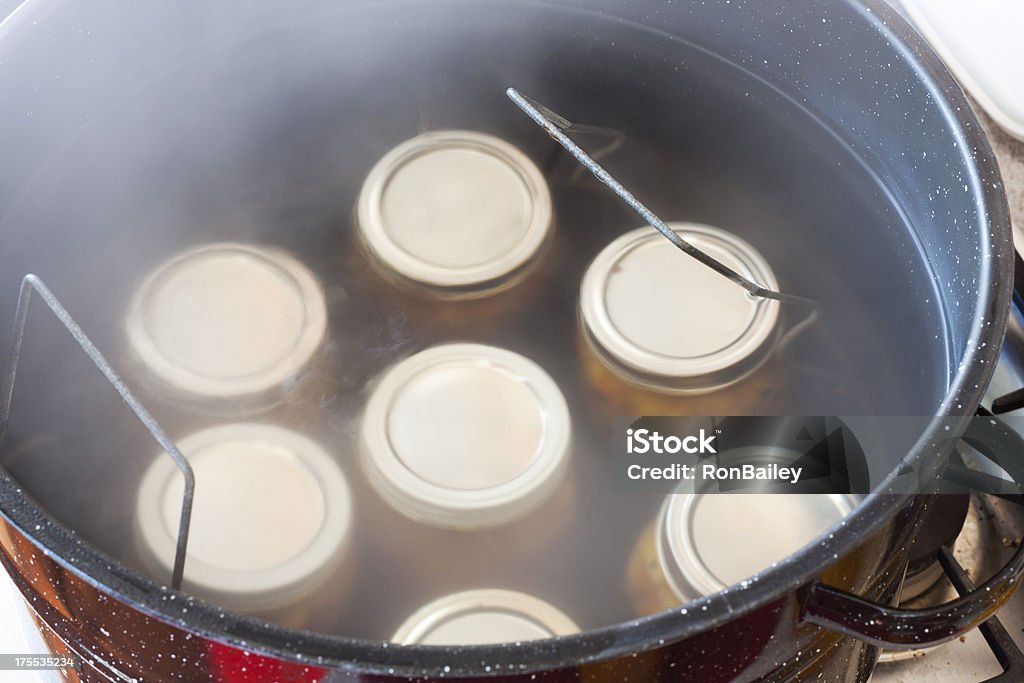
0 1 949 639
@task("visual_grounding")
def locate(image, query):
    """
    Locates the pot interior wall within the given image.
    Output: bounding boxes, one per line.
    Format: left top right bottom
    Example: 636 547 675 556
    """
0 0 971 642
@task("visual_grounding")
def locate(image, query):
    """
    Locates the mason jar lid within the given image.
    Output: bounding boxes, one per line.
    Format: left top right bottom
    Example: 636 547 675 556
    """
392 589 579 645
360 343 571 529
356 130 552 293
580 223 780 393
657 490 858 601
126 242 328 404
135 423 352 612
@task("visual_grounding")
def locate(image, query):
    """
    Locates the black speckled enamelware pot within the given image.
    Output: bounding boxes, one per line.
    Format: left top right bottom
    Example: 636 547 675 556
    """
0 0 1017 681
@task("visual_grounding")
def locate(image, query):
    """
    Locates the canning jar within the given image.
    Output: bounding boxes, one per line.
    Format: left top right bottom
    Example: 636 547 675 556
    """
579 223 785 418
125 243 332 417
134 423 354 627
392 589 578 645
352 130 553 329
358 343 574 587
627 491 857 616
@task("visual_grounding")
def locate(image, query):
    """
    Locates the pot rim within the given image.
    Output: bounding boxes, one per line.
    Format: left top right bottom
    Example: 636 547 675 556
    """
0 0 1014 676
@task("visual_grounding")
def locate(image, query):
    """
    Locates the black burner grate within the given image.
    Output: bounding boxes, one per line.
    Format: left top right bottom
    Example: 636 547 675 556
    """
941 543 1024 682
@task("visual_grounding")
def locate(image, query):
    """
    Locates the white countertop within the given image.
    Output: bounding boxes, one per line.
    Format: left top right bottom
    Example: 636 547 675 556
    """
0 570 61 682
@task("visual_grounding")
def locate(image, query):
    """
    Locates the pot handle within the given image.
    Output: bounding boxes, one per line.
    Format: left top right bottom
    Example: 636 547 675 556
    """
801 410 1024 649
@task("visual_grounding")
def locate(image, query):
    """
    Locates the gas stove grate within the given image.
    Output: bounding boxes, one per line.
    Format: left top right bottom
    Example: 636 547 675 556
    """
941 544 1024 682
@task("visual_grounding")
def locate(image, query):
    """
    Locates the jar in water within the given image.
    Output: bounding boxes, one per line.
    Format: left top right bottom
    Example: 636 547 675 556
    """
627 491 858 616
357 343 574 586
352 130 553 330
579 223 786 418
133 423 354 628
392 589 579 645
124 242 335 419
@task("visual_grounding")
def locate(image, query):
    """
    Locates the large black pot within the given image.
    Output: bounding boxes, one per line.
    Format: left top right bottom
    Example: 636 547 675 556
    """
0 0 1017 681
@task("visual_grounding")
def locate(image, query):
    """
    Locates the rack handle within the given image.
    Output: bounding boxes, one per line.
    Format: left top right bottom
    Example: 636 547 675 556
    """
0 274 193 589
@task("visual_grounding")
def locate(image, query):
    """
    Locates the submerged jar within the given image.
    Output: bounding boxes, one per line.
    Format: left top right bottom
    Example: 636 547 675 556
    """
579 223 785 417
358 343 574 586
124 242 333 417
134 423 354 627
353 130 553 329
392 589 579 645
627 491 858 616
